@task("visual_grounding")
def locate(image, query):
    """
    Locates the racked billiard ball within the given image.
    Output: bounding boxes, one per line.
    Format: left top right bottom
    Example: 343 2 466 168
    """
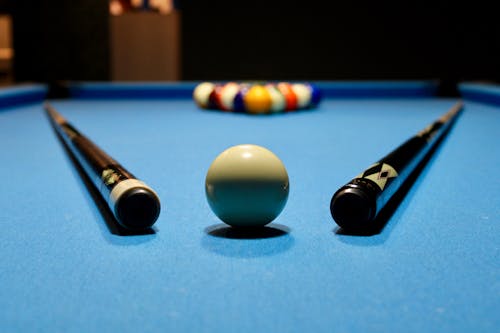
276 82 298 111
193 82 215 108
266 84 286 113
308 83 322 107
233 84 250 113
291 83 312 109
243 85 272 114
207 84 224 110
205 144 289 227
219 82 240 111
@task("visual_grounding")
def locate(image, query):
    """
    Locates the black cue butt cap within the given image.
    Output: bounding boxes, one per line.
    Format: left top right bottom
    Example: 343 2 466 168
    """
115 187 161 230
330 187 376 231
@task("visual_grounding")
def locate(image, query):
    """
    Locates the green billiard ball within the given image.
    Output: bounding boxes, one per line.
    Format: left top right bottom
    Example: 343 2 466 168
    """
205 144 289 227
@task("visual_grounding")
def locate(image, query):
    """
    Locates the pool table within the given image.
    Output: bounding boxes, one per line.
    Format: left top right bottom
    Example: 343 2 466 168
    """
0 82 498 332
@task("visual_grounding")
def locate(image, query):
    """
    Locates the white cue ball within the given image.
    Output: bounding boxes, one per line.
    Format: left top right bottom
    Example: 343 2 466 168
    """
205 144 289 227
193 82 215 108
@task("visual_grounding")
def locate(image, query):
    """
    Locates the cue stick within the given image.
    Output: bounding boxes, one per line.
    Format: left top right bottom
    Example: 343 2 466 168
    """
330 101 463 231
45 103 161 230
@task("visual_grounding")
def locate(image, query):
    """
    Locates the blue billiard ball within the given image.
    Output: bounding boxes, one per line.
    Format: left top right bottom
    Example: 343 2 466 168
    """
309 84 322 107
233 84 250 113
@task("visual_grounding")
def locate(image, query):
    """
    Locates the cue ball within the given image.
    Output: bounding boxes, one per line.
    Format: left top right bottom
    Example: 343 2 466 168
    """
205 144 289 227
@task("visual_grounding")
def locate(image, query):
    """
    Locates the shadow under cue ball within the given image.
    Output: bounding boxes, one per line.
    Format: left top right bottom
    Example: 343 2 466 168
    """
205 144 289 227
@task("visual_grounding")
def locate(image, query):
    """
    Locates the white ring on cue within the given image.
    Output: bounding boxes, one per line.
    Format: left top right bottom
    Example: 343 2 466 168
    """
108 179 159 207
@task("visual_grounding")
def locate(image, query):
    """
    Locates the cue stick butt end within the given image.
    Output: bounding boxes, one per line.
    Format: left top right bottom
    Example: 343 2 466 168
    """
330 185 376 231
111 180 161 230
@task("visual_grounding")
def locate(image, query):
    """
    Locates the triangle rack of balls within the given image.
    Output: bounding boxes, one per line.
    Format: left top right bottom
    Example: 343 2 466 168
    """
193 82 322 114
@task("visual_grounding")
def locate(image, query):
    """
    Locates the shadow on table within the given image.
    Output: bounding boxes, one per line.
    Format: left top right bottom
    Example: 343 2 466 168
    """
206 223 290 239
49 121 157 243
202 223 294 258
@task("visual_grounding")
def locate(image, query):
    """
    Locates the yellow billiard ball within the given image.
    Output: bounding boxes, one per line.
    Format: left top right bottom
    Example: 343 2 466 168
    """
205 144 289 227
243 85 272 114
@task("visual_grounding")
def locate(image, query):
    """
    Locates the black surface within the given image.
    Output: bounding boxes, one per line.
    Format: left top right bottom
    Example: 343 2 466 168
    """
0 0 10 12
11 0 109 82
8 1 500 87
181 1 500 88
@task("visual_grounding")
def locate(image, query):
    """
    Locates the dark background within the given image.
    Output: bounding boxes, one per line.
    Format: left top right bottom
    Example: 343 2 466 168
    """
2 0 499 92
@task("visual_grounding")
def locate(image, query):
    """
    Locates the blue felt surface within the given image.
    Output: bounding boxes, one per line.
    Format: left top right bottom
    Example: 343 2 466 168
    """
0 91 498 332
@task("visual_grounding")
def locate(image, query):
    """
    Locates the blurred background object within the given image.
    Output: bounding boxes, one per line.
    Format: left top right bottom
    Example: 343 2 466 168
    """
2 0 499 92
110 0 180 81
0 12 13 85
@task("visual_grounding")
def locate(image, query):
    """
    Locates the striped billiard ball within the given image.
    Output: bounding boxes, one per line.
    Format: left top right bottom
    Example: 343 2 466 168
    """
277 82 298 111
219 82 240 111
266 84 286 113
233 84 250 113
291 83 312 109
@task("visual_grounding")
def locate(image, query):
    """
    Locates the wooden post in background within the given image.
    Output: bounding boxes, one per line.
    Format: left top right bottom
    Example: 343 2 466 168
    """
110 11 181 81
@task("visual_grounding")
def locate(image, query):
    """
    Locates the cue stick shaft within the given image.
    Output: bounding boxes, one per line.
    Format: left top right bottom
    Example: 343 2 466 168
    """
45 103 161 230
330 101 463 231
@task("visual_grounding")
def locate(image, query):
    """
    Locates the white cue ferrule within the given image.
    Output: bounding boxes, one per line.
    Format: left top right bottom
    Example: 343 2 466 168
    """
108 179 159 207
